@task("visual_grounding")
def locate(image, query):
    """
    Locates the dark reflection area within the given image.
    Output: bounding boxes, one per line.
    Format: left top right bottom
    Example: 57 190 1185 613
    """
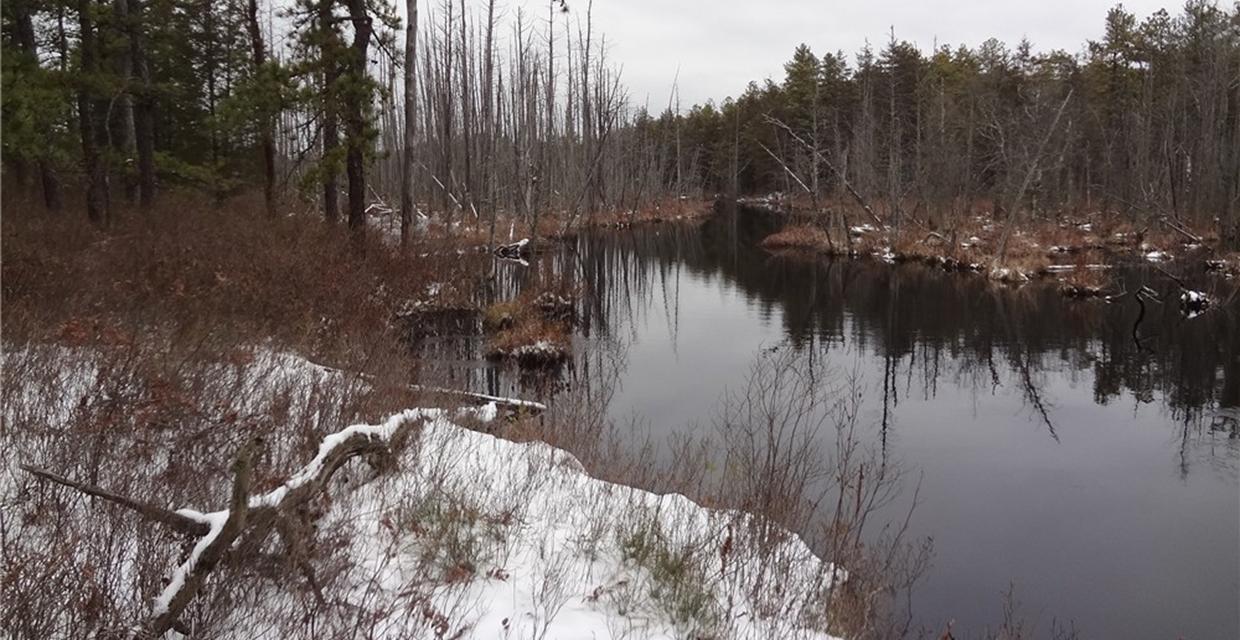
418 206 1239 639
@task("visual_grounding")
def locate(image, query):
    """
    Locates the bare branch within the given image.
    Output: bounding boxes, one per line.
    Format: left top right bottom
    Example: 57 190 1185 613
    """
19 464 210 537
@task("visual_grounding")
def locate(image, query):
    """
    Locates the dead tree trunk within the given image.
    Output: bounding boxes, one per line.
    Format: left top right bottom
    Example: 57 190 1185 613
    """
400 0 419 244
245 0 276 216
766 115 881 225
21 413 431 638
993 90 1074 267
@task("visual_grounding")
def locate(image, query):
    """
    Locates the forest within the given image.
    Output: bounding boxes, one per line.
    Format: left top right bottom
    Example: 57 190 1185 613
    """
2 2 1239 639
4 2 1237 246
676 3 1240 249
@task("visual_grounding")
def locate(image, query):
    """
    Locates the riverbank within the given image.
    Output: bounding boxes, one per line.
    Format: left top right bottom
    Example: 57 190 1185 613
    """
376 195 717 253
1 198 891 638
744 195 1237 301
2 344 845 638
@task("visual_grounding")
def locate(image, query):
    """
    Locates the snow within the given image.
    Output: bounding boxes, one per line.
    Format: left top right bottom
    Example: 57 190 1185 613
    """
5 345 847 639
1145 250 1172 262
219 410 846 639
512 339 567 360
989 267 1030 283
1044 264 1110 273
152 510 230 614
409 385 548 411
1180 289 1212 319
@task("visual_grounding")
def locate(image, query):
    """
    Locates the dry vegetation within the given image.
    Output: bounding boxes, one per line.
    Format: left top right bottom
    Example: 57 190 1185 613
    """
760 225 836 252
2 195 489 363
391 195 716 252
3 196 932 638
757 202 1227 296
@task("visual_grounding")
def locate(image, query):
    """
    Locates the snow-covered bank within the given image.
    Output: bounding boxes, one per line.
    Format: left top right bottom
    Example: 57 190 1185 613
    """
4 345 846 639
204 404 845 639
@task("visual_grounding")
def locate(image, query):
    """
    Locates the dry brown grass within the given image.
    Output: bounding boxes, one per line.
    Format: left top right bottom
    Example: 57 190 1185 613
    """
486 319 571 361
2 193 491 367
744 193 1223 280
760 224 833 251
482 288 576 366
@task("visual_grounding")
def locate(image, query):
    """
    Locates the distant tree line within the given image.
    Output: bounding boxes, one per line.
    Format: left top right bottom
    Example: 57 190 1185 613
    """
653 2 1240 247
4 1 1238 248
1 0 675 242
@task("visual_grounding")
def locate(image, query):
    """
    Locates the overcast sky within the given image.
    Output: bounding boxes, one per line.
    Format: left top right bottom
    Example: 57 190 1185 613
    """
576 0 1178 108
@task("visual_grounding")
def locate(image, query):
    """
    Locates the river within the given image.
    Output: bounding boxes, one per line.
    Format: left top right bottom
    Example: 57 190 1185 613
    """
441 205 1239 639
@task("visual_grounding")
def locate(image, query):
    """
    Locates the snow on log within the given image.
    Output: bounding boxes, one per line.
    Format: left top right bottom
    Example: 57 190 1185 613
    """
1180 289 1213 319
494 238 531 260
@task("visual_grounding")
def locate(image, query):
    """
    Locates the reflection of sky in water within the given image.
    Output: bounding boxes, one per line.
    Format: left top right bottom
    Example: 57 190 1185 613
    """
479 211 1239 638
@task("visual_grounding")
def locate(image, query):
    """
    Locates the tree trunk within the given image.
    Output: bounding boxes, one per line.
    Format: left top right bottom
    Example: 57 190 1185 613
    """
12 0 64 211
345 0 373 231
245 0 276 216
77 0 109 224
122 0 157 208
318 0 339 222
112 0 139 203
400 0 418 243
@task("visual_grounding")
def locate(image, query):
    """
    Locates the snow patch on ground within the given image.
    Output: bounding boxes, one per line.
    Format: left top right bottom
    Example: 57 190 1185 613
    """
5 346 844 639
206 403 846 638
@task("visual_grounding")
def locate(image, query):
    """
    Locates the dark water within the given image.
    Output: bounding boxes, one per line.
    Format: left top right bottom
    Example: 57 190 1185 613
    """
454 207 1240 638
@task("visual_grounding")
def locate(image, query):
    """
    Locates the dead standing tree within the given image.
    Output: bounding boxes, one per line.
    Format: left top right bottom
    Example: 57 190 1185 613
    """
400 0 418 244
991 88 1074 268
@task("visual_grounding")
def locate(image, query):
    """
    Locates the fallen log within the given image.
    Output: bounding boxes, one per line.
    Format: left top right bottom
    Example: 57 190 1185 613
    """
21 410 433 638
494 238 531 260
408 385 547 413
145 438 258 636
1158 215 1203 245
297 355 546 414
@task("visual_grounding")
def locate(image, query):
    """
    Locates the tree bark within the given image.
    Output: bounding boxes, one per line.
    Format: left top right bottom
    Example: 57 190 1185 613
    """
344 0 373 232
400 0 418 243
318 0 340 222
11 0 64 211
77 0 109 224
245 0 276 216
118 0 156 208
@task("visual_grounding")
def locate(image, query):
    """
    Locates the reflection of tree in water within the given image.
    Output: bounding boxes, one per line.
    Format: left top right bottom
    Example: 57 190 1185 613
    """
463 207 1238 474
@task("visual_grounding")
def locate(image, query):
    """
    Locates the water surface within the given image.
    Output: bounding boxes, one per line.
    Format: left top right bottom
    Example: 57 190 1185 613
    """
461 208 1240 638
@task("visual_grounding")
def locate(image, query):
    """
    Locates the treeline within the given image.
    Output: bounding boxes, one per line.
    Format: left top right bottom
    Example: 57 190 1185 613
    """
5 2 1239 247
655 2 1240 247
1 0 677 240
